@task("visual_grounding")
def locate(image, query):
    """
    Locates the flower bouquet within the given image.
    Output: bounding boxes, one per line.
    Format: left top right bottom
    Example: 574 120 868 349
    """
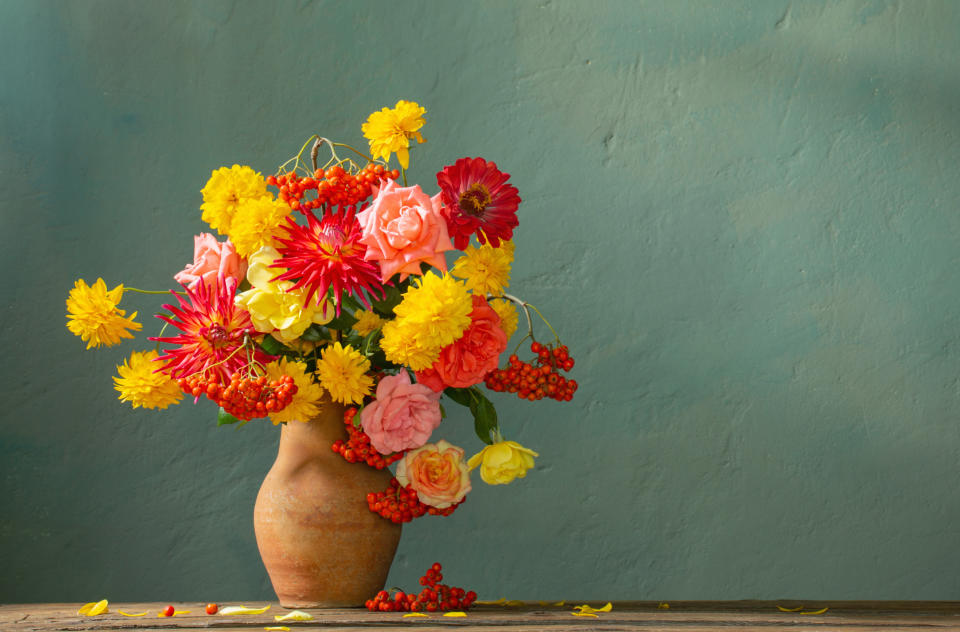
65 100 577 604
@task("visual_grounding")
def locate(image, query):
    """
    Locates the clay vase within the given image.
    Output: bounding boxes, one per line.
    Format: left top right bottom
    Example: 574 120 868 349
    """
253 401 401 608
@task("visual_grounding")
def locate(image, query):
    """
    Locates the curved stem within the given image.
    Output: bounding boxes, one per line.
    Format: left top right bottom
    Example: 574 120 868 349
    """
126 287 186 296
330 142 373 163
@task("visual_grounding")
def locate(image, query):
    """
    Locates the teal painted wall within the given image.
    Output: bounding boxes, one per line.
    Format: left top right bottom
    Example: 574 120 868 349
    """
3 0 960 601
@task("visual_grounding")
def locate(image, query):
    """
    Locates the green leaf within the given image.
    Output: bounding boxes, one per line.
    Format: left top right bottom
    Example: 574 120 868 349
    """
259 335 291 356
371 284 403 317
468 390 499 445
439 402 446 419
444 387 473 407
217 408 241 426
300 325 328 342
360 328 382 357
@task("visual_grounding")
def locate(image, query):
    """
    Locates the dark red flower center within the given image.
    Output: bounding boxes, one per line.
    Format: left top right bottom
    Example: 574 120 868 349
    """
459 184 491 216
201 323 232 348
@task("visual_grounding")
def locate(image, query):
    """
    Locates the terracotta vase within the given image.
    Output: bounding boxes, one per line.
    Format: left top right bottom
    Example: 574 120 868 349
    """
253 402 401 608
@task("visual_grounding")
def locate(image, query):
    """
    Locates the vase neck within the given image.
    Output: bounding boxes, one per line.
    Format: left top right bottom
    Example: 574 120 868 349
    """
277 403 349 462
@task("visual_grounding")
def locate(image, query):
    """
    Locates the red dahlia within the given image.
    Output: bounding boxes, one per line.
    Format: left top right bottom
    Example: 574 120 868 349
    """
152 277 270 383
271 208 384 314
436 157 521 250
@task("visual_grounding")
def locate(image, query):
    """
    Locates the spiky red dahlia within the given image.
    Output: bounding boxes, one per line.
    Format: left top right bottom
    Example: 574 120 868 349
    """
271 208 384 314
436 157 521 250
152 277 271 383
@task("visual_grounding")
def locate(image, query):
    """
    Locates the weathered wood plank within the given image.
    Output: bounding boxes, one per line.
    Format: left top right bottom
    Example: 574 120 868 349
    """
2 602 959 631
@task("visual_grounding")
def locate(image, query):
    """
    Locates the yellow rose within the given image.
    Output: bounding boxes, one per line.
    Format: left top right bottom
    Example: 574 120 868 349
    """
467 440 539 485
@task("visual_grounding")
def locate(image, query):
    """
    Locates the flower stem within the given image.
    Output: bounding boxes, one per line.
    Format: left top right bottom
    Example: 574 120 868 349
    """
401 165 407 186
330 142 373 163
126 287 186 296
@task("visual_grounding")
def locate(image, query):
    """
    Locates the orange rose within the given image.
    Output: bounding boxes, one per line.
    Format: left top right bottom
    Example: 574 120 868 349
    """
396 440 471 509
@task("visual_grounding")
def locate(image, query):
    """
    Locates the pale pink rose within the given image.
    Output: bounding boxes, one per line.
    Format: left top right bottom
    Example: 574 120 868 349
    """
416 295 508 391
360 372 443 454
174 233 246 290
356 180 454 282
396 440 471 509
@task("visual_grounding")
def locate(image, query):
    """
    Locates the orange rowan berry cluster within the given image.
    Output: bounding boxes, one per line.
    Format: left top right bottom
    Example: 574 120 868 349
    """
177 372 297 420
268 164 399 213
365 562 476 612
331 406 404 469
485 341 578 402
366 477 463 524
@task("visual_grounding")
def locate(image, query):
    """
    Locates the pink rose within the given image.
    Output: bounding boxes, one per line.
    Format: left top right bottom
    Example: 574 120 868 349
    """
416 295 508 391
356 180 454 282
174 233 246 290
396 440 471 509
360 371 443 454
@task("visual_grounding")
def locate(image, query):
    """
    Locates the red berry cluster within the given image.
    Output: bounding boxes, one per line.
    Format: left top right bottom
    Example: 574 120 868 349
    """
268 164 400 213
365 562 477 612
331 406 404 470
366 477 463 523
485 341 578 402
177 372 297 420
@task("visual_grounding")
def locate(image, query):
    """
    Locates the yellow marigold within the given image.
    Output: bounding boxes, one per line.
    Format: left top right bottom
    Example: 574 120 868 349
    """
316 342 373 405
362 100 426 170
451 240 514 296
200 165 269 235
227 196 291 258
265 357 325 424
381 272 473 370
489 297 519 339
235 247 334 341
352 309 386 336
113 350 183 410
66 278 142 349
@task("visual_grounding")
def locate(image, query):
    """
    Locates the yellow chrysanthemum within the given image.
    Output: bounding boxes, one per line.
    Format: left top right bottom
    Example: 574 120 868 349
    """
352 309 386 336
235 247 335 340
315 342 373 405
489 297 519 339
361 100 426 169
227 196 292 258
380 272 473 370
66 278 142 349
264 358 325 425
451 240 514 296
200 165 270 235
113 350 183 410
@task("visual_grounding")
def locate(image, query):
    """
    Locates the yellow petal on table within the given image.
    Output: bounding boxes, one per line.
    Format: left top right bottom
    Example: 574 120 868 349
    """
505 600 525 606
572 612 599 617
156 610 191 617
475 597 507 605
573 602 613 614
78 599 109 616
537 600 566 606
777 605 803 612
117 611 148 617
800 607 829 615
265 627 290 631
402 612 429 618
274 610 314 622
443 611 467 617
220 605 272 615
658 602 670 609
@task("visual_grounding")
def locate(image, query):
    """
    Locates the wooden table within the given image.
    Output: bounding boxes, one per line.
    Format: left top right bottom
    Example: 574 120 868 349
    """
4 601 960 631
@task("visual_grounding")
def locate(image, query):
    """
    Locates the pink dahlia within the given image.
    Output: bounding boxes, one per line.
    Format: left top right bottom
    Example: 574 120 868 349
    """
270 208 384 314
152 277 271 383
436 157 521 250
360 371 443 454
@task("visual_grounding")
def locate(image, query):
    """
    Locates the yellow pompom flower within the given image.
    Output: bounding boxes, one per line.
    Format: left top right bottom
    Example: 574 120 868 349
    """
362 100 426 169
352 309 386 336
380 272 473 370
113 350 183 410
489 297 519 339
468 440 539 485
315 342 373 405
235 247 335 341
451 240 514 296
66 278 142 349
200 165 270 235
227 196 292 258
264 358 325 424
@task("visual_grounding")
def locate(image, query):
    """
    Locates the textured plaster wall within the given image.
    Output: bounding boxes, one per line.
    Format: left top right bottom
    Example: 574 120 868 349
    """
3 0 960 602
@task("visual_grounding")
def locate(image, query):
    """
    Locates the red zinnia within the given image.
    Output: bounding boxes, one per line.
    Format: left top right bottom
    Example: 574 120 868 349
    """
436 157 521 250
271 208 384 314
152 277 270 383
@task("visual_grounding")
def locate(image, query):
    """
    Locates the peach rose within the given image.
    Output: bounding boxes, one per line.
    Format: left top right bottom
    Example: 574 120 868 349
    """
360 371 443 454
356 180 453 282
416 295 508 391
396 440 471 509
174 233 246 290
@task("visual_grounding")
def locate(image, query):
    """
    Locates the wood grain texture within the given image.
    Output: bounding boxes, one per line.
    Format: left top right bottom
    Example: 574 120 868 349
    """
4 602 960 631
